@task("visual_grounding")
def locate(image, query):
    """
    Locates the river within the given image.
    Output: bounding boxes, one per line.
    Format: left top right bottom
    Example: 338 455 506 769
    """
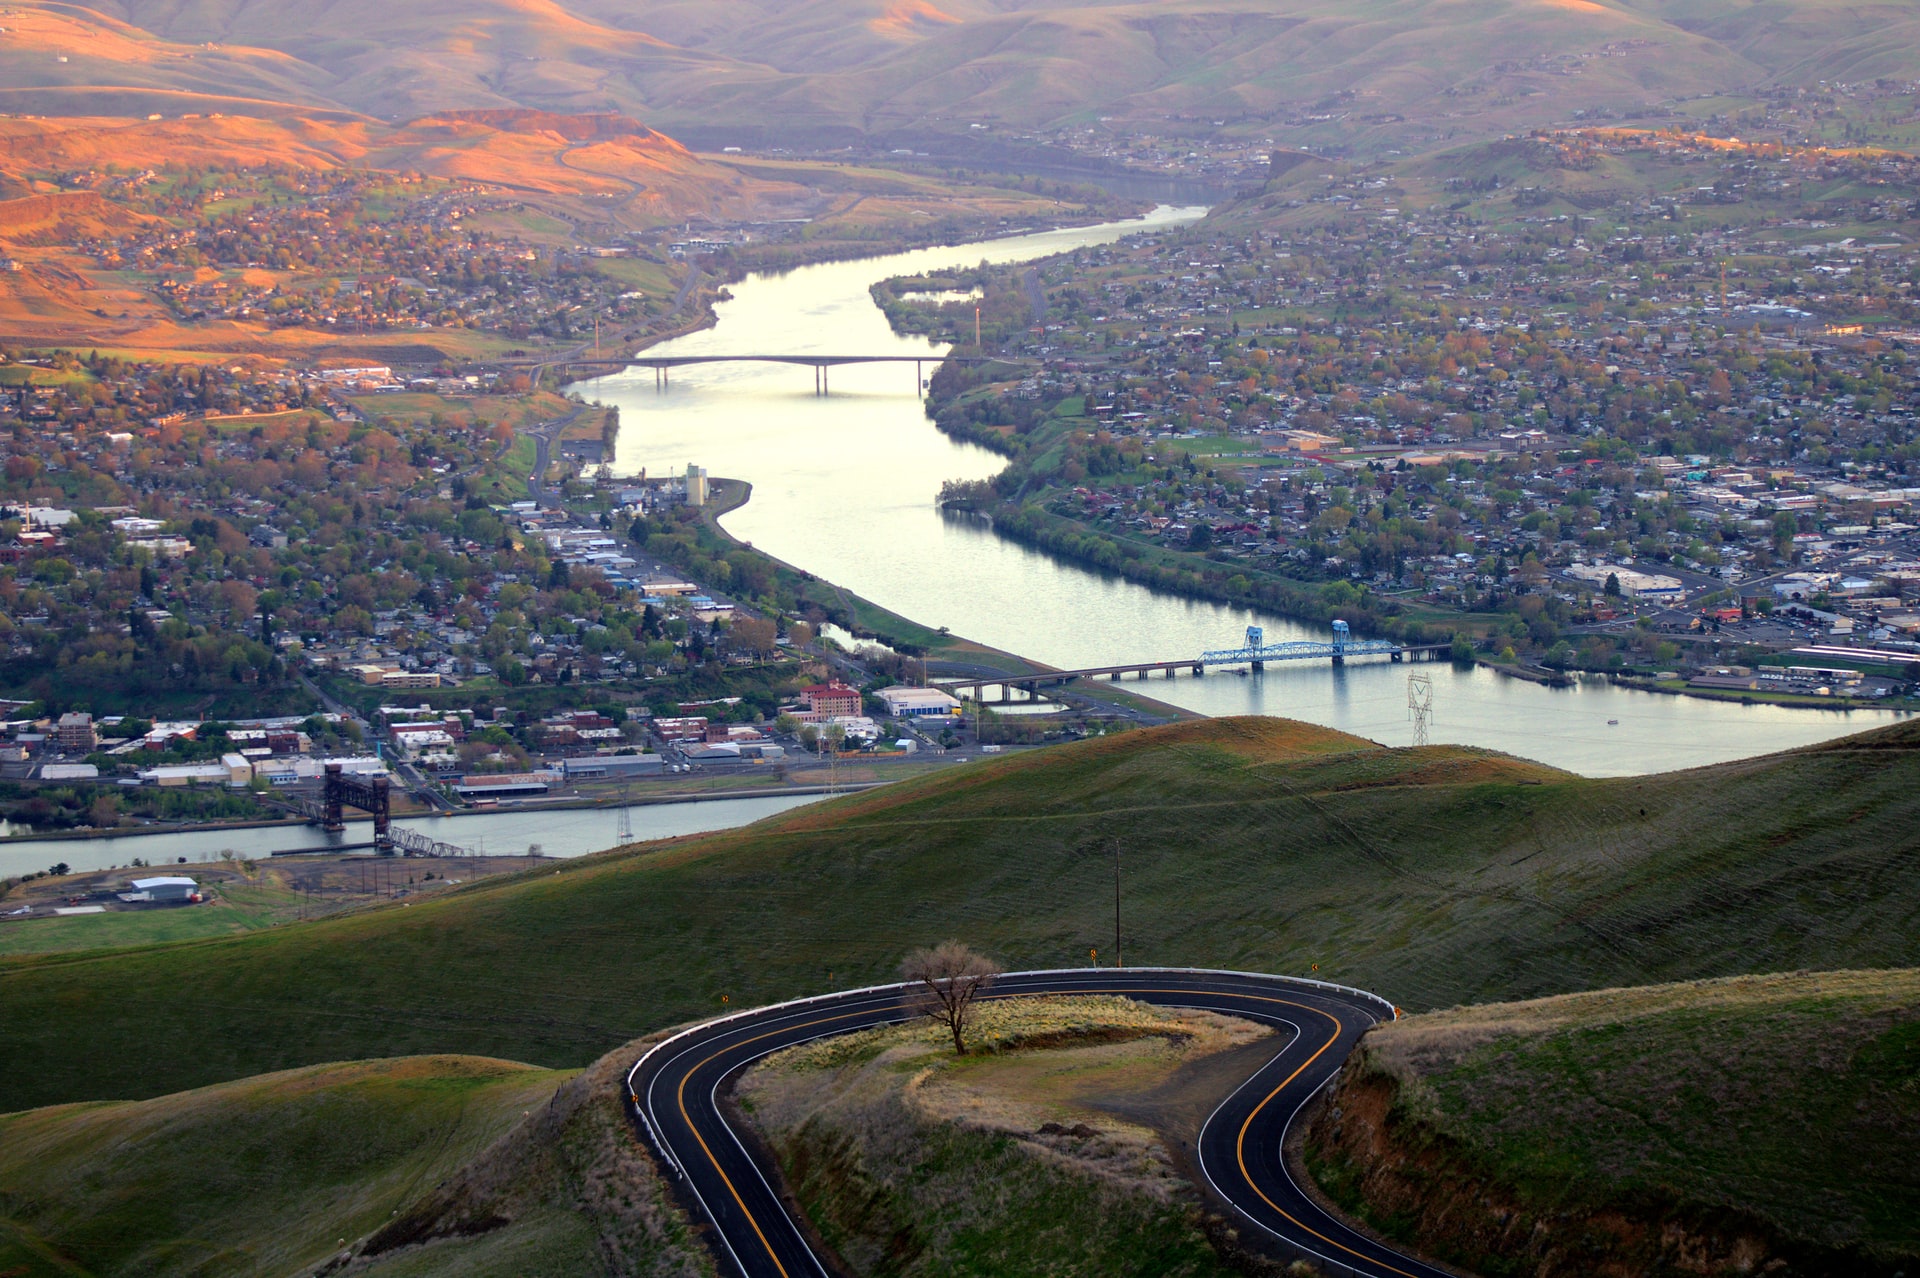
577 207 1906 777
0 794 821 879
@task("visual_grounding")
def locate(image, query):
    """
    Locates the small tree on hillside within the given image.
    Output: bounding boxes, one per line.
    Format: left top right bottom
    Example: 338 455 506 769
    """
900 941 1001 1055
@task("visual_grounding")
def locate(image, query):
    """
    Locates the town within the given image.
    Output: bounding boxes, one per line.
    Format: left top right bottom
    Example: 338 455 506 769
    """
900 126 1920 703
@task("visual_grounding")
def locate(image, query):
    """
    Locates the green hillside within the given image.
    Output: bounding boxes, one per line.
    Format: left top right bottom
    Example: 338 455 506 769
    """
1309 969 1920 1272
4 715 1920 1114
0 1056 576 1277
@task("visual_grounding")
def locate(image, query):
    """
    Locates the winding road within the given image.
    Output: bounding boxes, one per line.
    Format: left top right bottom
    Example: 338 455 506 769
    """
625 967 1452 1278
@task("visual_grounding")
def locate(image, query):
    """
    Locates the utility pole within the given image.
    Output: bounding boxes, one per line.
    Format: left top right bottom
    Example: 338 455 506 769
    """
1408 671 1434 747
1113 840 1123 969
974 304 981 349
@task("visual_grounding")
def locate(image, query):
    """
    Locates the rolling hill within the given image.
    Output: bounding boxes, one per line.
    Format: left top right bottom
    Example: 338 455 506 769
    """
0 1054 600 1277
1310 968 1920 1273
4 714 1920 1114
4 0 1919 154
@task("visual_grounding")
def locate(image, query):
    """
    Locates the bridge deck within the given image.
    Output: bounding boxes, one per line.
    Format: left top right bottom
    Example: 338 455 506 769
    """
627 354 1013 368
939 644 1451 698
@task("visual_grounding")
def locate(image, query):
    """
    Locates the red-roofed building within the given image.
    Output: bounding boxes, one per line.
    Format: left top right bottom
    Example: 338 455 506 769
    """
799 682 862 719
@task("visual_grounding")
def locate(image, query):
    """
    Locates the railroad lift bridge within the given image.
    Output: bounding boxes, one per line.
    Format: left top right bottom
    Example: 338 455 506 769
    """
290 763 474 857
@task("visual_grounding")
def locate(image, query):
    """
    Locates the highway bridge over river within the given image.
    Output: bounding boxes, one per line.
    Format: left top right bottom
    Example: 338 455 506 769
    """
939 621 1452 703
627 352 1030 393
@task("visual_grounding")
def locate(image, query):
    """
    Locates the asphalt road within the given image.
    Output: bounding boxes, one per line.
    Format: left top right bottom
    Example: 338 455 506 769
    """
625 967 1453 1278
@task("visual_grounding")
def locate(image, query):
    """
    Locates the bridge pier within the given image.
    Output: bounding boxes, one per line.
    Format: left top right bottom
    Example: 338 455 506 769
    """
653 366 667 391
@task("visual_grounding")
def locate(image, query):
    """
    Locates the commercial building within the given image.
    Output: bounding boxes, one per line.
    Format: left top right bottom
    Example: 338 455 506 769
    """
1566 562 1686 600
125 876 199 903
651 716 710 743
454 772 559 797
55 712 96 752
560 754 665 780
350 665 441 689
799 682 863 719
874 686 964 718
139 753 252 787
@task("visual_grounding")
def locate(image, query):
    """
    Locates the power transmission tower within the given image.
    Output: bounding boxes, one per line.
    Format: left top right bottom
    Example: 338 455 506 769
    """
615 784 633 845
1407 672 1434 747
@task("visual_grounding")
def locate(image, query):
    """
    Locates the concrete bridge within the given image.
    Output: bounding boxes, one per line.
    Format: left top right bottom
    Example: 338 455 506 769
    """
938 622 1453 703
627 353 1025 394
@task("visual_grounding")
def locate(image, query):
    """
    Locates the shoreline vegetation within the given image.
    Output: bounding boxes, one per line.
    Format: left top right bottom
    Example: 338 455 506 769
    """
641 476 1197 721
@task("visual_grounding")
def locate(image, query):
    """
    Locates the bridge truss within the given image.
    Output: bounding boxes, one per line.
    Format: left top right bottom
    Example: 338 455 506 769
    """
285 764 478 857
323 763 391 852
1200 620 1403 670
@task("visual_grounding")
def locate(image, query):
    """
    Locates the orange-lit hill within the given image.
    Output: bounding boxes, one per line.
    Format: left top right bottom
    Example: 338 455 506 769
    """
0 110 801 227
0 191 155 246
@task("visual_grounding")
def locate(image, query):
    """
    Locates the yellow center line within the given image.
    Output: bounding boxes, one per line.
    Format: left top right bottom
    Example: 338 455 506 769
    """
1229 1001 1429 1278
667 982 1405 1278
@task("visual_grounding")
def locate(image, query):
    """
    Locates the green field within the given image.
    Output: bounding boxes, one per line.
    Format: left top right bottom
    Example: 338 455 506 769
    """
0 882 309 958
6 715 1920 1114
1309 969 1920 1271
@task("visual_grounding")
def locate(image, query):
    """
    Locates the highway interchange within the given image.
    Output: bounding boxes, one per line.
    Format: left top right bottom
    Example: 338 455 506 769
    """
626 968 1454 1278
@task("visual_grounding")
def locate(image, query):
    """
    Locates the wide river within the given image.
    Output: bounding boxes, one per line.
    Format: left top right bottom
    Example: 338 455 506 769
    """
0 795 821 879
581 207 1904 777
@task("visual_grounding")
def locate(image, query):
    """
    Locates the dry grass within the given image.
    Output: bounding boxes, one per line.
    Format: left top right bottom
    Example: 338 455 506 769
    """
769 993 1217 1070
756 995 1270 1201
742 995 1257 1277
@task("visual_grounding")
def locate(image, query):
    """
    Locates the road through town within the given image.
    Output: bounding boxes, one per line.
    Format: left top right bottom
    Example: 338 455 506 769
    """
625 967 1454 1278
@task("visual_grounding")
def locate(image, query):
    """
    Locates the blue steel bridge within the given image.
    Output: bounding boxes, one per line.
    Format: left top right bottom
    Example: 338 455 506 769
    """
939 621 1448 703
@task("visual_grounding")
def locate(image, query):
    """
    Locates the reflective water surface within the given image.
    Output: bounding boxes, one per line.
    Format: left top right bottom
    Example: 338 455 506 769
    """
580 210 1901 777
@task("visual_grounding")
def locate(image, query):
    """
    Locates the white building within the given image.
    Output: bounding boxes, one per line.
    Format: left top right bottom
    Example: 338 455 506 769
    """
875 686 964 718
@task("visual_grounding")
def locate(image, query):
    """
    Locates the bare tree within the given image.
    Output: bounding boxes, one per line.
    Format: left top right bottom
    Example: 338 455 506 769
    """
899 941 1002 1054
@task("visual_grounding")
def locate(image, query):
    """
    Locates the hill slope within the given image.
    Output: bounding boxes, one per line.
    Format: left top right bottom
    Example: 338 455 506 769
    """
4 714 1920 1113
21 0 1920 149
0 1055 577 1277
1309 969 1920 1273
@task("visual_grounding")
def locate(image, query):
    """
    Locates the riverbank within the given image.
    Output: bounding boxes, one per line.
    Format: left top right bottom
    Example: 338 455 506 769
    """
583 208 1902 776
685 477 1199 721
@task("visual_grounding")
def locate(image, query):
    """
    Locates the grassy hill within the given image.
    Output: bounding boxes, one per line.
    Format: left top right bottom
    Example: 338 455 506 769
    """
20 0 1920 152
1308 969 1920 1273
0 1055 579 1277
5 715 1920 1114
740 995 1269 1278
